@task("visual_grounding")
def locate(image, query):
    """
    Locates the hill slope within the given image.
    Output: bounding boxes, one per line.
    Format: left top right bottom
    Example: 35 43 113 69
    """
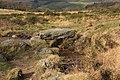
2 0 102 11
103 0 120 2
1 0 120 11
0 8 120 80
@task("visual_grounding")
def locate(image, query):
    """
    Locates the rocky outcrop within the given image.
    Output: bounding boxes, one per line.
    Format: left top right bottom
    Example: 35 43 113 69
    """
30 36 48 47
0 39 30 59
31 55 63 80
32 28 76 47
37 48 59 56
37 28 76 40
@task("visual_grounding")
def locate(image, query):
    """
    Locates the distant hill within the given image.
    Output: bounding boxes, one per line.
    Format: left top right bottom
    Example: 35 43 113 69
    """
9 0 100 2
0 0 120 11
86 2 120 9
31 0 102 11
5 0 33 2
0 0 101 11
103 0 120 2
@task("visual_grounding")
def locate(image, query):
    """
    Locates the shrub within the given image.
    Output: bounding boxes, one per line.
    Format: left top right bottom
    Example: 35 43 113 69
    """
44 10 59 16
25 16 39 24
10 18 26 25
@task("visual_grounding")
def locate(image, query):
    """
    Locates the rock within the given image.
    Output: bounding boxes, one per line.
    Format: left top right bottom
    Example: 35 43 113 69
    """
0 54 7 62
32 55 61 80
0 39 29 47
30 36 41 42
34 58 56 76
30 36 48 47
6 68 23 80
36 28 76 40
0 39 30 57
12 35 17 38
36 54 61 68
32 28 76 47
38 48 59 56
32 69 64 80
38 59 54 69
38 48 53 55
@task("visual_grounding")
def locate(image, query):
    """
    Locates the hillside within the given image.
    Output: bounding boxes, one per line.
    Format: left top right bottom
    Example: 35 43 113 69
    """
86 2 120 9
0 1 120 79
0 0 102 11
31 0 102 11
1 0 120 11
103 0 120 2
0 8 120 80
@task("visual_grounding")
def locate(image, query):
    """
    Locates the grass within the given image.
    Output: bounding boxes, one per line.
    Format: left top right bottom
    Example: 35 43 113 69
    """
63 72 92 80
0 9 26 14
69 1 94 5
0 62 12 71
32 0 102 11
0 8 120 80
93 20 120 35
38 2 84 10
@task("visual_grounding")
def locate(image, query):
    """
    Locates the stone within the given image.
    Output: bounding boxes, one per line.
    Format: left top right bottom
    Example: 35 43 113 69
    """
34 55 61 73
12 35 17 38
0 39 30 57
31 55 62 80
38 48 59 56
37 59 54 69
38 48 53 55
36 28 76 40
0 39 29 47
30 36 48 47
32 28 76 47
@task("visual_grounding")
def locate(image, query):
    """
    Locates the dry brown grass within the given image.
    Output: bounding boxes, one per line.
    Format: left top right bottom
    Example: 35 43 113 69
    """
92 46 120 80
0 8 120 80
0 20 20 36
63 72 92 80
0 9 26 14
